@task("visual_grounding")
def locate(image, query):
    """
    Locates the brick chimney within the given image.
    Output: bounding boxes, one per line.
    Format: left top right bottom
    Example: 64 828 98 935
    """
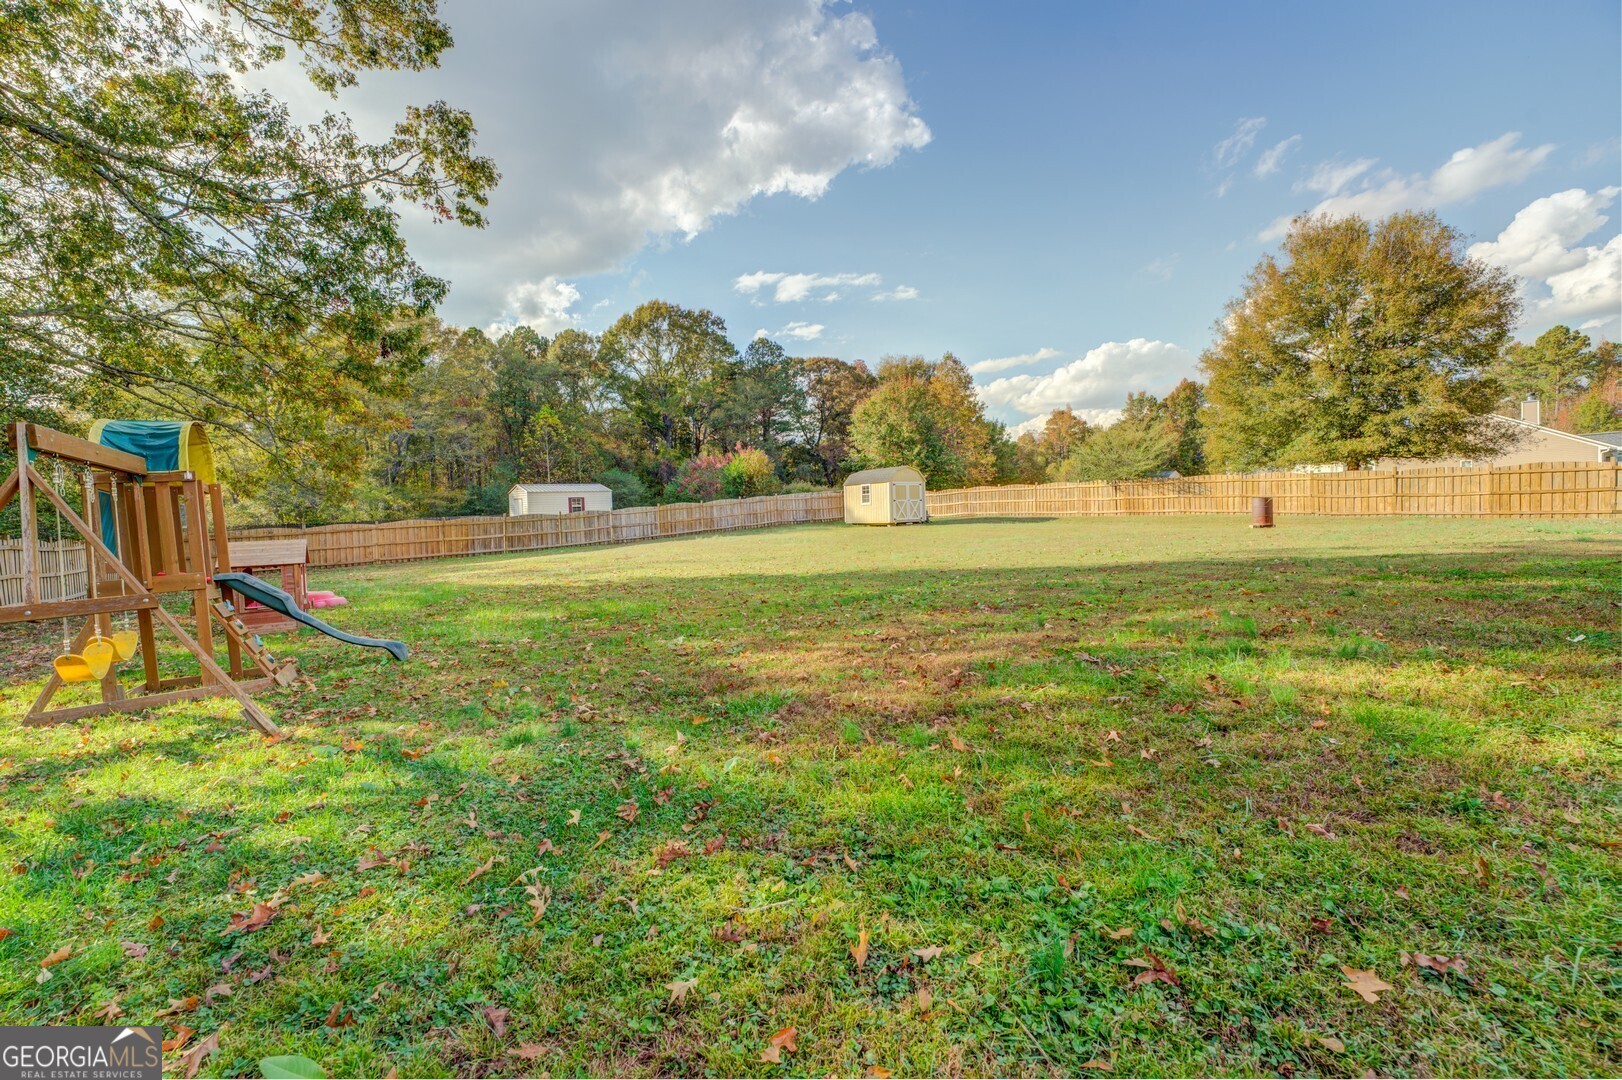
1519 396 1541 427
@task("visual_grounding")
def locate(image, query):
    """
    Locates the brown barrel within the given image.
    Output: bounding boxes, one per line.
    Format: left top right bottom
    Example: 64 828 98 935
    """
1251 496 1274 528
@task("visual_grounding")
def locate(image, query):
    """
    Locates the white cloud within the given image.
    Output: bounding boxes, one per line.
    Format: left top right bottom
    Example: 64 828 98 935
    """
1254 135 1301 178
780 321 826 341
253 2 930 327
1143 254 1181 281
1213 117 1267 169
872 284 919 301
968 347 1063 376
735 271 882 302
1469 187 1622 329
1295 157 1378 196
975 339 1197 423
1261 133 1555 241
486 276 581 336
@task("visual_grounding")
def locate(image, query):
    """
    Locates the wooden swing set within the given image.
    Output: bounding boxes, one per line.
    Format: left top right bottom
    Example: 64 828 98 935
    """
1 422 295 734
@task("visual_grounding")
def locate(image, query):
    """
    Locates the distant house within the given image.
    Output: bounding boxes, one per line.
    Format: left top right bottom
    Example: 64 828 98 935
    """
507 483 612 516
1373 400 1620 469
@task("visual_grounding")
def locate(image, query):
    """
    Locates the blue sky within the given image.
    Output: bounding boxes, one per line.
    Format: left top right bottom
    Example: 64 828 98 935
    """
273 0 1622 431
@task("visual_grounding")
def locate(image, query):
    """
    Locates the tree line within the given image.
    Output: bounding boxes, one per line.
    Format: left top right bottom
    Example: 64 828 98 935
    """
5 3 1616 528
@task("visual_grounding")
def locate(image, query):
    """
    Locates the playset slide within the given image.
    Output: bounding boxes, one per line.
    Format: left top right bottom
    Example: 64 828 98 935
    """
215 572 409 661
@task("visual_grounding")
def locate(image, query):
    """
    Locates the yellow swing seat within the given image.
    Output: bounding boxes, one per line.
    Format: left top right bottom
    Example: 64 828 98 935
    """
82 636 116 679
111 630 140 661
53 653 95 683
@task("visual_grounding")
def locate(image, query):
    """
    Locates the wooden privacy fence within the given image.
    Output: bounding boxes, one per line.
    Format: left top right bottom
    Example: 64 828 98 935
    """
3 464 1613 591
229 490 846 569
0 540 88 606
926 462 1622 519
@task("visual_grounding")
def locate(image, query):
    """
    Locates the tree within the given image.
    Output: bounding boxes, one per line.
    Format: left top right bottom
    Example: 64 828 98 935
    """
724 337 803 456
600 301 739 480
1201 211 1520 471
790 357 876 482
1161 379 1208 476
1041 408 1091 462
721 447 780 497
0 0 498 469
1569 393 1621 433
847 354 1000 487
597 467 649 508
1494 325 1599 407
1049 421 1176 482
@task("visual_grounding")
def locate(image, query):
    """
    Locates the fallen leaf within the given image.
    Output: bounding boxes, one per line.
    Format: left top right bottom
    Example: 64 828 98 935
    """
162 1024 195 1052
949 734 969 752
224 902 278 935
916 986 932 1010
181 1029 220 1079
1079 1059 1113 1072
483 1005 510 1036
1341 966 1395 1003
967 950 984 966
462 855 497 886
323 1002 355 1028
1314 1034 1346 1053
911 945 943 962
666 977 698 1005
204 983 233 1005
764 1026 797 1060
1104 926 1133 940
1125 950 1178 988
121 941 148 958
1413 953 1467 975
868 1068 894 1078
40 945 72 968
850 929 870 968
147 915 165 932
617 800 640 824
155 996 200 1017
94 999 123 1022
515 1043 546 1061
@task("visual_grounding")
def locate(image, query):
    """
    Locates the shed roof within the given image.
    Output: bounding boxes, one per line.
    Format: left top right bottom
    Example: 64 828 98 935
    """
843 466 924 486
509 483 611 494
1583 430 1622 449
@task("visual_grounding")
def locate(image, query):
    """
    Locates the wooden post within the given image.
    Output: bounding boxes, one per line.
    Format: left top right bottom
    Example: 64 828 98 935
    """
14 424 37 605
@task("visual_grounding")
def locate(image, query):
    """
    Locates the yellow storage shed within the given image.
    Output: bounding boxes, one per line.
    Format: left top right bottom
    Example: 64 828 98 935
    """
843 466 928 525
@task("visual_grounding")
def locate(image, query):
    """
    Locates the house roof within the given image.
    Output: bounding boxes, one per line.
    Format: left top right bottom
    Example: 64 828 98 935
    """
843 466 925 486
509 483 611 493
1496 414 1621 452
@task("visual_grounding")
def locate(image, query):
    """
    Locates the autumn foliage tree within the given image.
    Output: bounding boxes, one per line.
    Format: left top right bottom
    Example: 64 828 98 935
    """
1201 212 1520 470
848 354 999 487
0 0 498 469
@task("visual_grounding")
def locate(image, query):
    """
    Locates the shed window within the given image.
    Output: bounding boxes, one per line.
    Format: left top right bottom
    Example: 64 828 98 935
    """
860 484 871 504
568 496 585 513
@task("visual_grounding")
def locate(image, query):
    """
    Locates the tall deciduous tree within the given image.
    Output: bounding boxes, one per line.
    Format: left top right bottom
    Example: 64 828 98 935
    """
0 0 498 467
1049 420 1176 483
1201 212 1520 470
600 301 739 480
790 356 876 483
848 354 1001 487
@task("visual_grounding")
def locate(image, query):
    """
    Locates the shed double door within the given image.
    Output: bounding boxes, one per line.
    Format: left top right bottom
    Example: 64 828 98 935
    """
891 482 926 521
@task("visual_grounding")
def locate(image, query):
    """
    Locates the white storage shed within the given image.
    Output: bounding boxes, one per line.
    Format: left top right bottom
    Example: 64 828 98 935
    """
508 483 613 517
843 466 928 525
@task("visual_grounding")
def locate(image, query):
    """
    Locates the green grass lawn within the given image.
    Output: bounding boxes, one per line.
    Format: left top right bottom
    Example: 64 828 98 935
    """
0 515 1617 1078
